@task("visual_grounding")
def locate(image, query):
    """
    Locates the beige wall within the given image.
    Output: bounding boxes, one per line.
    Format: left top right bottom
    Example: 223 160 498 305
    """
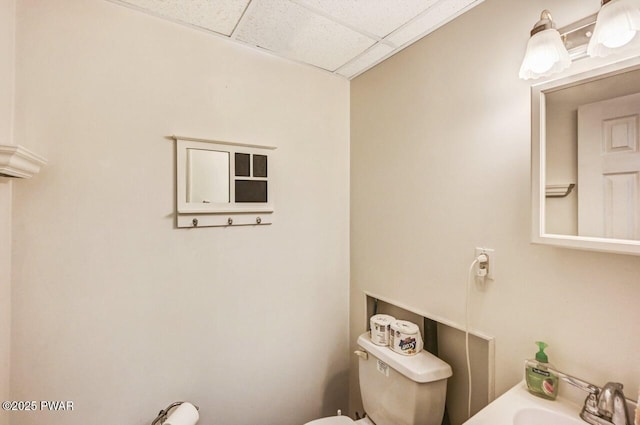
0 177 10 425
350 0 640 422
0 0 13 141
10 1 350 424
0 0 15 424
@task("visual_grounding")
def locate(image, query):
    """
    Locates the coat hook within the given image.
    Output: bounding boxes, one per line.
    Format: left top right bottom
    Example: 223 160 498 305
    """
256 217 262 224
227 217 233 225
192 218 198 227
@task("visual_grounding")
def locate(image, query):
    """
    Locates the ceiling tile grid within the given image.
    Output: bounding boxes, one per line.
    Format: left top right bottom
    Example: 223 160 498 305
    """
234 0 377 72
106 0 485 79
335 43 395 78
386 0 483 47
113 0 251 36
293 0 435 38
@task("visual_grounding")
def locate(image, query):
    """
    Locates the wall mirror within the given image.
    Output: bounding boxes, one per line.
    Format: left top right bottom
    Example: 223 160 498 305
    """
174 136 276 228
187 149 230 204
532 56 640 255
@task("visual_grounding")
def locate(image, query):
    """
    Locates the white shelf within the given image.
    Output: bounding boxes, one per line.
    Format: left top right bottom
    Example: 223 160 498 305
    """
0 144 47 178
545 183 575 198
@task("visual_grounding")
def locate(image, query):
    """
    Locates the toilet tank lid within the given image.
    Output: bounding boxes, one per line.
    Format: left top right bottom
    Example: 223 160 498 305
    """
357 333 452 383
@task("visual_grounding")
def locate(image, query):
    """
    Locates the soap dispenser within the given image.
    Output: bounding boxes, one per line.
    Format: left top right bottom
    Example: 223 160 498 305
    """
525 341 559 400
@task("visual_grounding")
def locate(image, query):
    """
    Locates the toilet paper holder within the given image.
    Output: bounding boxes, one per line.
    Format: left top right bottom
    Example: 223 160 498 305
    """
150 401 200 425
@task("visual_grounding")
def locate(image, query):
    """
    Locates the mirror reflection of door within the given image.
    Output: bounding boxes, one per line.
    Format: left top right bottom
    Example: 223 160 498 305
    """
187 149 230 204
578 92 640 240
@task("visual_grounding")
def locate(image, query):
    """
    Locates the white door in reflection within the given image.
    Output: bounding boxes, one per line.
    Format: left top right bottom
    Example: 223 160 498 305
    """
187 148 229 204
578 92 640 240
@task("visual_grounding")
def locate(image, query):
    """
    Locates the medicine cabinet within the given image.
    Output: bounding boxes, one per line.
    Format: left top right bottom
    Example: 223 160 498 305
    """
531 56 640 255
174 136 275 228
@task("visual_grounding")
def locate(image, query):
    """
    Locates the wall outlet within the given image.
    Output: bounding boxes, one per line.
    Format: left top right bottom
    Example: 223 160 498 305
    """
475 247 495 280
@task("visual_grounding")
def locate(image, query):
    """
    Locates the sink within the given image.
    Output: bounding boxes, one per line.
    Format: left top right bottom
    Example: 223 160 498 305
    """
514 407 585 425
464 381 586 425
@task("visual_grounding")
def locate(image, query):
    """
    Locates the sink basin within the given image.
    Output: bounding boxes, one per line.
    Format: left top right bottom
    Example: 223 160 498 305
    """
464 381 586 425
514 407 585 425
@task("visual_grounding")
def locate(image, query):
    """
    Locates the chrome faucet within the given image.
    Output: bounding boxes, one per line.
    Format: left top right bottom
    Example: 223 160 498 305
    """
581 382 631 425
546 368 631 425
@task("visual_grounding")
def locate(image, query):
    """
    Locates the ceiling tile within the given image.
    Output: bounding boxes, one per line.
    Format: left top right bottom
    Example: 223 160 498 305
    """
115 0 250 36
335 43 395 78
107 0 485 79
296 0 439 38
235 0 376 71
386 0 483 47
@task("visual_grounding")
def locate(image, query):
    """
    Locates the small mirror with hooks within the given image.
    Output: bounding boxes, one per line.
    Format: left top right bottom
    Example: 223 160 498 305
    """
174 135 276 228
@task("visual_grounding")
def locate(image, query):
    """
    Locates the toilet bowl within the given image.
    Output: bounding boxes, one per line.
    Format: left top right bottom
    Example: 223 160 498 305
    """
305 415 374 425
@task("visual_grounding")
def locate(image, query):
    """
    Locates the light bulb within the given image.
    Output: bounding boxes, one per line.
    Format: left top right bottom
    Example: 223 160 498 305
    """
600 27 636 48
529 51 557 74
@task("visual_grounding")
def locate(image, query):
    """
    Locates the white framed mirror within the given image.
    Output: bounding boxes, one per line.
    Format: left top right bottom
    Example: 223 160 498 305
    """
174 136 276 228
532 56 640 256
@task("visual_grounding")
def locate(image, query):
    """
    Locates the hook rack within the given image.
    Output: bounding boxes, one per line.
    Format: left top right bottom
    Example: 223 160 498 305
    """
180 213 272 228
177 213 274 229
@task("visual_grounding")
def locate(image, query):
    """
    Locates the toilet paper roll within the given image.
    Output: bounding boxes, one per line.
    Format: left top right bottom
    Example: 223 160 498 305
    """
165 402 199 425
370 314 396 346
389 320 423 356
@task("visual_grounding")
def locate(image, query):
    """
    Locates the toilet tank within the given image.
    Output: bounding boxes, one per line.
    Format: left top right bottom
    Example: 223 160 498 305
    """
357 333 452 425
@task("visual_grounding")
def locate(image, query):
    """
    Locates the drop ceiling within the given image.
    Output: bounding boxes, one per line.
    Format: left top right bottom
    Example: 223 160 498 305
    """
106 0 484 79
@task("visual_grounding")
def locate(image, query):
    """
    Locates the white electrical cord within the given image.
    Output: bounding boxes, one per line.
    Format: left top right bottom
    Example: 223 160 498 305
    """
466 254 487 420
465 259 477 420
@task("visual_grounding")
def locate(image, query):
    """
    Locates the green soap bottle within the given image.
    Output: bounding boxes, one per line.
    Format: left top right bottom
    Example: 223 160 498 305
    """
525 341 559 400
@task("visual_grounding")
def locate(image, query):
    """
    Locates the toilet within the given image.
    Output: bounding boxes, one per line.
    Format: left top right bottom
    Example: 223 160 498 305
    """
305 332 453 425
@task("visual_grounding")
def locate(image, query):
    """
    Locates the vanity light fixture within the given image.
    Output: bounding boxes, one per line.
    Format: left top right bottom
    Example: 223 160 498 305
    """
520 0 640 80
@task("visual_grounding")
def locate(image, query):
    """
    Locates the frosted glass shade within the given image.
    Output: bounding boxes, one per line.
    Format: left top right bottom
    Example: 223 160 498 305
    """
519 28 571 80
588 0 640 57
